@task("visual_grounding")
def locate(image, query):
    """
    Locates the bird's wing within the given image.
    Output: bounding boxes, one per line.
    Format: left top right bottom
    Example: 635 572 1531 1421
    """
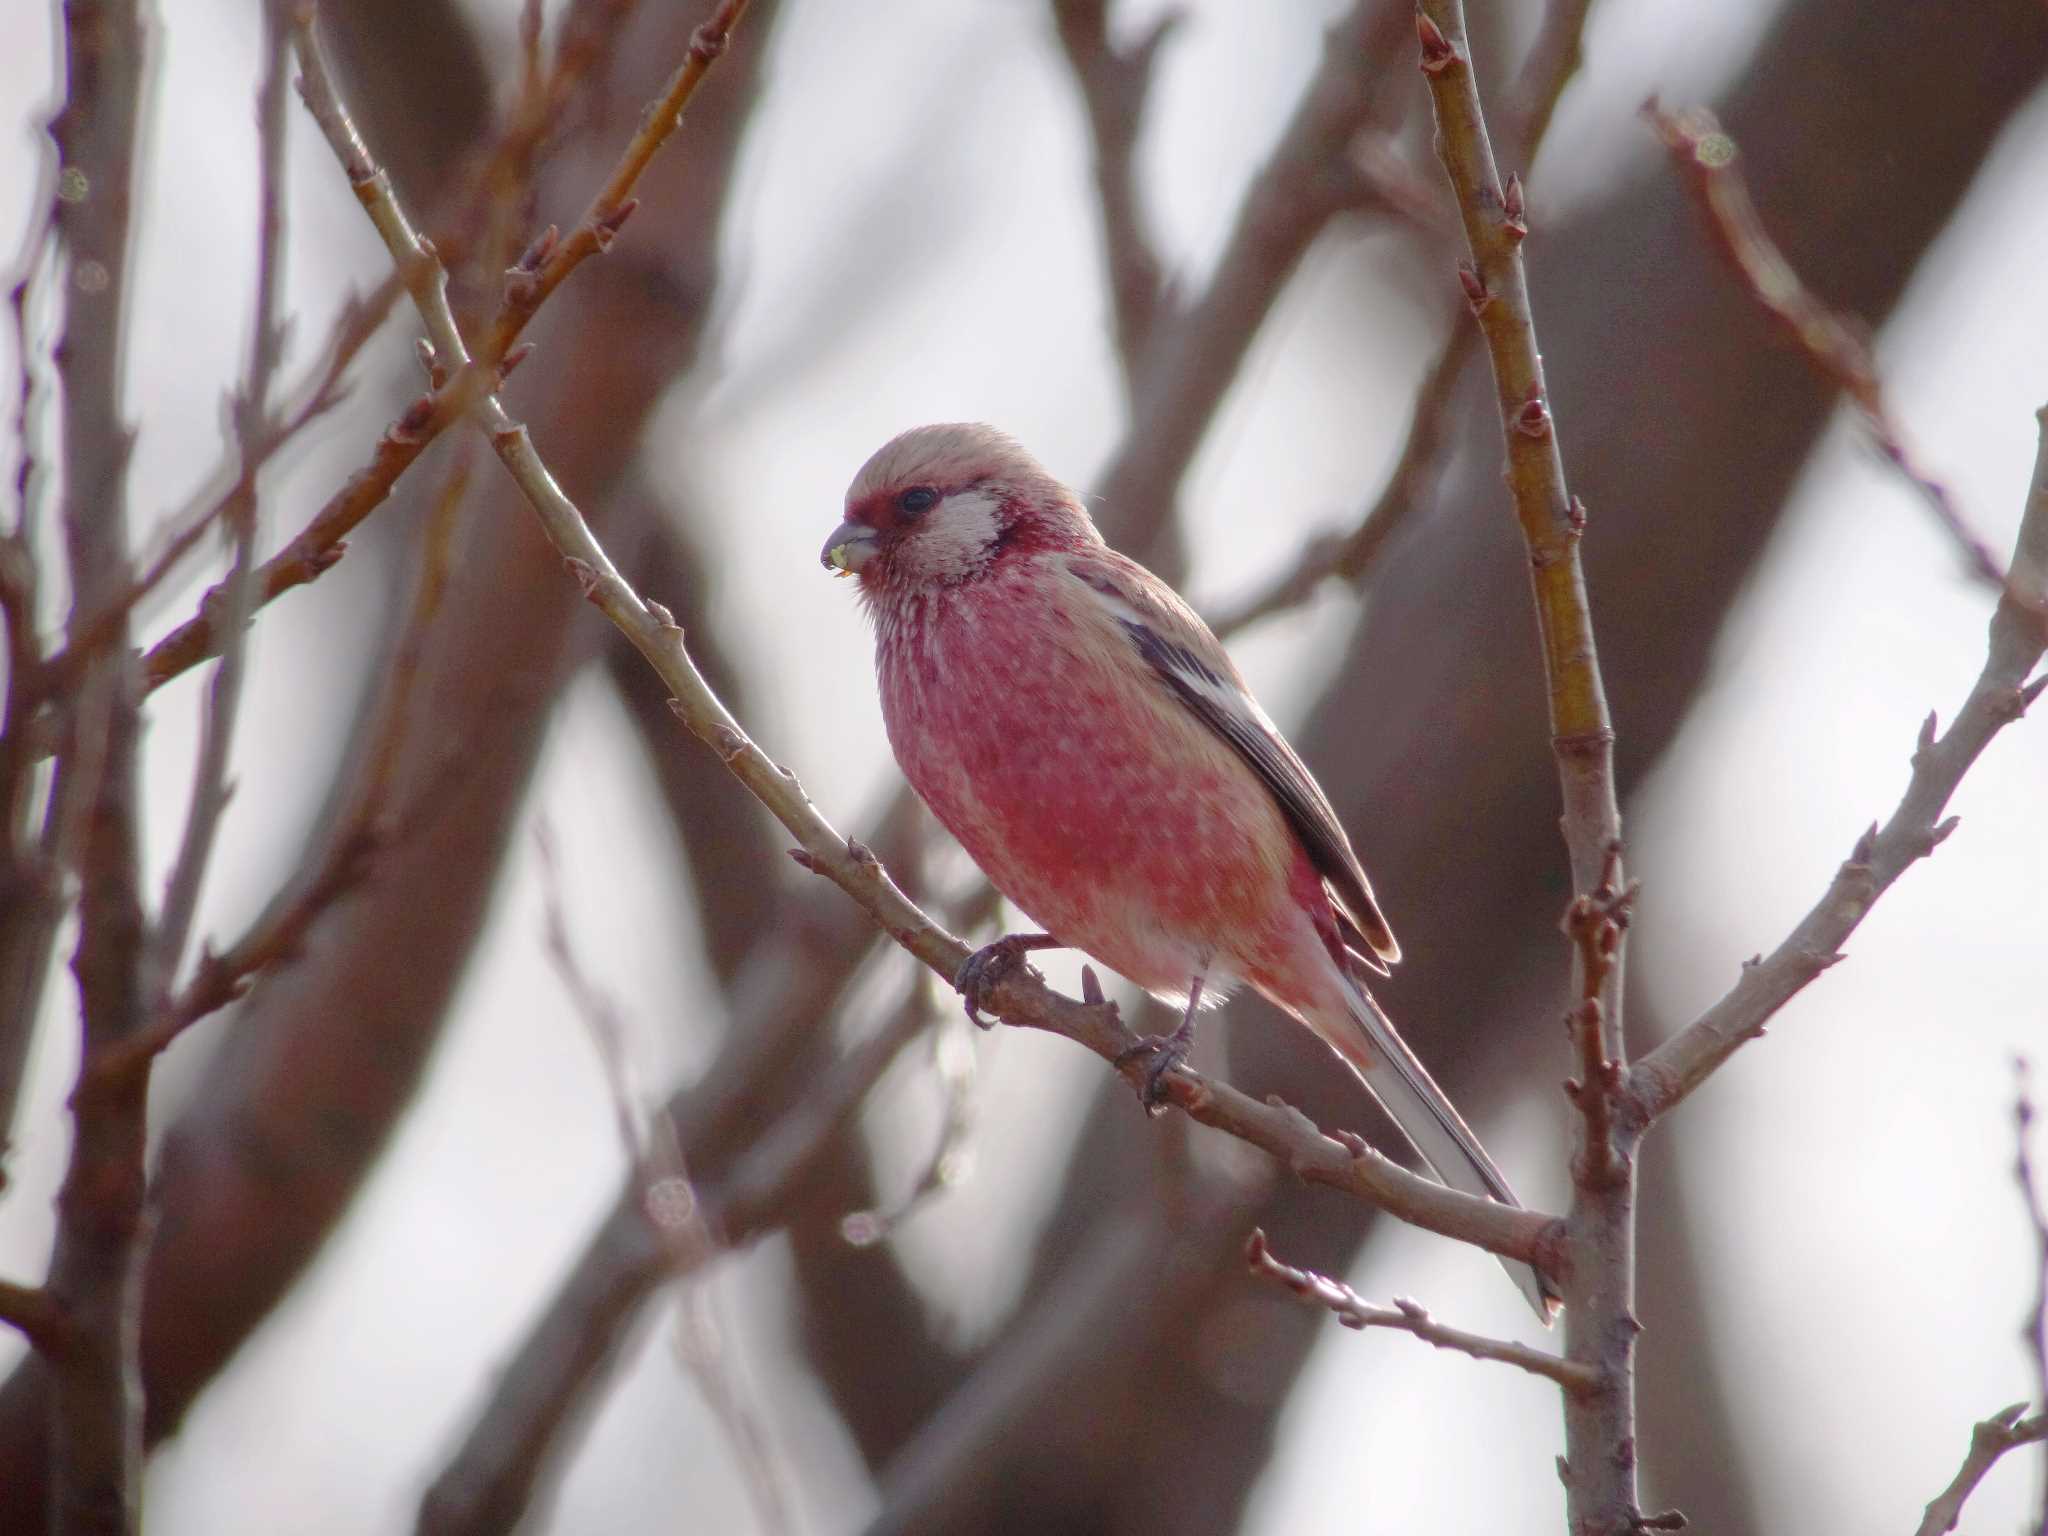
1060 552 1399 969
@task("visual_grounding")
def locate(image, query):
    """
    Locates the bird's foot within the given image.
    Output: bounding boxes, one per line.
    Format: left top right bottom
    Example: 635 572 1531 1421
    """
953 932 1061 1027
1114 1014 1197 1113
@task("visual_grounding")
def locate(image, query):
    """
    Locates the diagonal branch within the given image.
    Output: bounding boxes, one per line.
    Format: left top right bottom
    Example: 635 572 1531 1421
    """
1914 1404 2048 1536
133 0 753 694
1094 0 1415 570
106 447 468 1069
146 0 294 1005
1631 404 2048 1121
416 963 931 1536
34 280 392 702
1647 102 2023 605
1208 0 1598 637
1245 1229 1596 1392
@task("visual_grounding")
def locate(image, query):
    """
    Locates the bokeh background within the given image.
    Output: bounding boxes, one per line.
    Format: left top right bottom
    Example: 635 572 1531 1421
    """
3 0 2046 1531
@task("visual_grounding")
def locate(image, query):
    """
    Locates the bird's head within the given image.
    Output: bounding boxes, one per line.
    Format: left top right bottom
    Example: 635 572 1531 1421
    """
822 423 1099 595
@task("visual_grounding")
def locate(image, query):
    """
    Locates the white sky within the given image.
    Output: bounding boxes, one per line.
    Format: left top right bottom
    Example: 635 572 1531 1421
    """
2 0 2045 1532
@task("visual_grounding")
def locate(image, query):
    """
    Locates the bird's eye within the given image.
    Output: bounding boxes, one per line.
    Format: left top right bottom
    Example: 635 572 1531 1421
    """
898 486 939 517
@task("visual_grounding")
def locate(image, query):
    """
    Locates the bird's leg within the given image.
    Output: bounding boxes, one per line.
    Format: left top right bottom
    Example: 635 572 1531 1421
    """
1115 973 1204 1111
954 932 1063 1026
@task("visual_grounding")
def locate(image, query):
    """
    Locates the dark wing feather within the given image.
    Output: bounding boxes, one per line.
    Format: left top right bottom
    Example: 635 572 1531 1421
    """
1071 562 1399 968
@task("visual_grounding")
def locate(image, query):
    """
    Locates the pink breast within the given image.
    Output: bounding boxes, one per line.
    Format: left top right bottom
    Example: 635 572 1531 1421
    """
876 577 1299 996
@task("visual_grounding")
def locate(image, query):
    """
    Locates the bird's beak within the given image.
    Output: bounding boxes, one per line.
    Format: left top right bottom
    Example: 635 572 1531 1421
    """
821 521 878 576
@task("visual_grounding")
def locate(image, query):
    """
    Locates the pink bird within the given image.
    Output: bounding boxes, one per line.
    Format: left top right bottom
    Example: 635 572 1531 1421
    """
823 423 1555 1319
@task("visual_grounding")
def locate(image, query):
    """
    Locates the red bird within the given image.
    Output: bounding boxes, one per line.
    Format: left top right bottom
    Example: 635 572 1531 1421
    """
824 423 1554 1319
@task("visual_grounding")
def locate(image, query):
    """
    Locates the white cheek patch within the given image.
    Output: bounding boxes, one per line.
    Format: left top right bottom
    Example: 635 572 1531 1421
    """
909 487 1004 578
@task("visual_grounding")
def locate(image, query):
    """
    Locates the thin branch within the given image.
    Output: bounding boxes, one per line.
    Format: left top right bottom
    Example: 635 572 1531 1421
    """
0 208 60 1172
535 817 651 1164
36 280 392 700
1208 0 1596 637
532 821 796 1536
2017 1059 2048 1534
106 446 469 1068
1209 308 1474 637
135 0 750 696
1507 0 1596 157
1632 404 2048 1120
1094 0 1415 568
1244 1229 1596 1392
48 0 662 702
417 957 927 1536
840 1007 975 1247
1416 5 1634 1533
1646 101 2022 606
423 787 931 1534
1415 3 1619 914
472 0 755 368
1049 0 1179 402
138 365 467 690
146 0 293 1004
667 1292 795 1536
1914 1404 2048 1536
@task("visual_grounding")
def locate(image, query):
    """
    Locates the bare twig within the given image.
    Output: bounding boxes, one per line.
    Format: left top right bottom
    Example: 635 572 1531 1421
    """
1416 3 1619 917
0 210 60 1171
2018 1060 2048 1534
473 0 755 367
1209 0 1597 636
1415 4 1634 1531
425 785 929 1533
111 446 469 1066
1915 1404 2048 1536
666 1229 796 1536
137 0 751 695
1508 0 1596 157
147 0 293 1006
417 954 926 1536
535 818 650 1163
1245 1229 1596 1392
1095 0 1416 569
38 280 392 699
1632 405 2048 1120
1647 101 2021 606
839 979 971 1248
1209 313 1475 637
532 821 796 1536
49 0 658 702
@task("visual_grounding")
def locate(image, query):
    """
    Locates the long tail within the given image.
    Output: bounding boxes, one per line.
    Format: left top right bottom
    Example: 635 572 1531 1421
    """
1318 972 1560 1323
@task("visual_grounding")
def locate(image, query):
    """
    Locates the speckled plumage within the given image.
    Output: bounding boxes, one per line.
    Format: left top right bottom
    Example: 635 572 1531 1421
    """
824 423 1555 1321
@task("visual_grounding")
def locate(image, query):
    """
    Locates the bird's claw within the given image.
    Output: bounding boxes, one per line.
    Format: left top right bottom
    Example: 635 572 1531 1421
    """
1115 1026 1193 1113
954 934 1048 1027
